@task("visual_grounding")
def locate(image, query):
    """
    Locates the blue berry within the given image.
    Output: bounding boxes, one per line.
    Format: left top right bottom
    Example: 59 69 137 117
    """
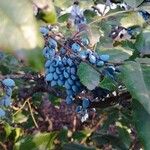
67 58 73 66
76 81 81 87
57 79 64 86
67 78 74 85
82 98 90 109
49 65 55 73
71 75 77 80
70 67 76 75
51 80 57 87
66 95 73 104
89 54 96 64
60 47 66 54
64 81 71 89
99 54 110 61
97 60 104 66
45 69 49 75
72 85 78 92
85 49 92 55
6 88 12 97
62 57 67 65
0 108 5 118
56 67 61 74
45 60 52 68
40 26 49 35
59 74 64 80
45 73 53 81
71 43 81 53
53 72 59 80
76 106 82 113
0 96 11 107
105 66 115 75
66 67 71 74
2 79 15 87
81 38 89 46
66 89 73 96
79 51 87 59
48 38 57 49
63 70 69 78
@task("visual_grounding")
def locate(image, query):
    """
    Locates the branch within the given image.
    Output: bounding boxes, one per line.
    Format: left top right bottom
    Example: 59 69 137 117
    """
1 73 131 109
90 91 131 108
18 75 66 100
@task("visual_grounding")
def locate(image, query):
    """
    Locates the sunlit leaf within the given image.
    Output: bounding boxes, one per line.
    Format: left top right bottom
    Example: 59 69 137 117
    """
120 12 145 28
0 0 44 51
14 132 57 150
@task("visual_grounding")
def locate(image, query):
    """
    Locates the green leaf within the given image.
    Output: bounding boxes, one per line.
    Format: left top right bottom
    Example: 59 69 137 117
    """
26 49 44 71
124 0 144 8
77 62 100 90
84 10 97 23
72 131 87 142
99 76 117 91
92 133 129 150
135 27 150 55
120 12 145 28
0 54 20 75
133 100 150 150
58 13 70 23
121 59 150 114
14 132 57 150
8 128 23 142
97 46 133 63
13 111 28 124
87 24 101 47
4 123 12 139
62 143 96 150
117 127 132 149
0 0 44 51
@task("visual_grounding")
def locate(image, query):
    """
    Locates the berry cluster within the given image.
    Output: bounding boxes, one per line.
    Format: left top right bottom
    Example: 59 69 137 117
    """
0 78 15 118
43 38 82 104
42 33 117 121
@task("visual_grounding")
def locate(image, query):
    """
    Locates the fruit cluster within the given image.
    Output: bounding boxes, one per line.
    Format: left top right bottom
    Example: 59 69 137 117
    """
0 78 15 118
42 32 117 121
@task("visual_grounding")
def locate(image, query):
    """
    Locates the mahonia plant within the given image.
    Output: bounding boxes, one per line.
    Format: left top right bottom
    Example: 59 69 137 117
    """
41 30 119 122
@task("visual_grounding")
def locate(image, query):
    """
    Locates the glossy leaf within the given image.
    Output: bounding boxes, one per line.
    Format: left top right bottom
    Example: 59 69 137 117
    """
97 46 133 63
99 76 117 91
135 27 150 55
133 100 150 150
121 59 150 114
120 12 145 28
77 62 100 90
14 132 57 150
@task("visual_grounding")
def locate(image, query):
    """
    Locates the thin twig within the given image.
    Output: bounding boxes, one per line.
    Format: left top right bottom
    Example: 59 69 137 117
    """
13 99 29 116
27 100 39 129
88 9 139 26
80 114 107 144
